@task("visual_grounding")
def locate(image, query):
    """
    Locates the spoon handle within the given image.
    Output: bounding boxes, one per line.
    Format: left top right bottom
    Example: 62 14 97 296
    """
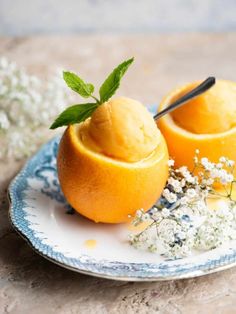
153 77 216 121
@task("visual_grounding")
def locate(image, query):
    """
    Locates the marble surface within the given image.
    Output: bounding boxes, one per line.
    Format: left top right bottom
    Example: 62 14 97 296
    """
1 34 236 313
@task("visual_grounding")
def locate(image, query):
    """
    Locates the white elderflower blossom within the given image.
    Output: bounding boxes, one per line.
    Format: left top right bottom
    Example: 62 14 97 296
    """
162 188 177 203
201 157 214 171
219 157 226 163
186 188 197 198
167 159 175 167
168 177 182 193
129 151 236 259
0 57 70 160
202 178 214 186
185 173 196 184
162 207 170 218
178 166 188 175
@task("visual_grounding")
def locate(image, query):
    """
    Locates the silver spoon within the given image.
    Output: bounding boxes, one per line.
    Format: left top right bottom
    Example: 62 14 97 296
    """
154 77 216 121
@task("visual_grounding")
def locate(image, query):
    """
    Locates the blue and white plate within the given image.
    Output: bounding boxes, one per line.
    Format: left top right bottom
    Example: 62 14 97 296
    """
9 136 236 281
8 105 236 281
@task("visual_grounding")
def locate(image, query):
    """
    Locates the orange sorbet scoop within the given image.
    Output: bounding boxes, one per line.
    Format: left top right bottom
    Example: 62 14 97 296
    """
81 97 161 162
171 80 236 134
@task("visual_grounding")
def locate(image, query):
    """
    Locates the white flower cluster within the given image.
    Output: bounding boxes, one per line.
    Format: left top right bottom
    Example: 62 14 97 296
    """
0 57 70 160
129 153 236 259
200 157 234 185
195 200 236 250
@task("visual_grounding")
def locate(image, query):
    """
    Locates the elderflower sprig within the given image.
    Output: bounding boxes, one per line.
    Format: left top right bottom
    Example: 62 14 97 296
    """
0 57 70 160
129 152 236 259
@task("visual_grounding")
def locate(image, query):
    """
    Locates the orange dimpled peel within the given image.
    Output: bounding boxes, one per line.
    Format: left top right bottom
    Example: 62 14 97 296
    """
57 97 169 223
51 58 169 223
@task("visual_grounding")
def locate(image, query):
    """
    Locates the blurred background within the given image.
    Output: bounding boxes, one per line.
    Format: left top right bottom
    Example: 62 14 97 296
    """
1 0 236 35
1 0 236 123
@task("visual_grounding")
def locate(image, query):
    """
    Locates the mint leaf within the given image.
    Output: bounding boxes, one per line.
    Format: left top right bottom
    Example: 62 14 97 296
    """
50 103 98 129
63 71 94 98
99 57 134 103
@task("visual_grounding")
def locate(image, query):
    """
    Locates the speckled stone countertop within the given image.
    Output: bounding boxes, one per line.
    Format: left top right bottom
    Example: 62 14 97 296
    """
1 34 236 314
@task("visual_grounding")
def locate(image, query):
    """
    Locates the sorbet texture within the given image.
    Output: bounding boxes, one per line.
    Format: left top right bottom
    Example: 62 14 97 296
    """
171 80 236 134
80 97 161 162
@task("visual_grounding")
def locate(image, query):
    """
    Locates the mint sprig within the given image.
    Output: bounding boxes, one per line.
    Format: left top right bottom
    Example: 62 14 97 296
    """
50 57 134 129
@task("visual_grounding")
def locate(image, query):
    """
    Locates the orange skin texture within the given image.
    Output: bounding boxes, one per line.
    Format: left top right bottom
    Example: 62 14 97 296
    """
57 124 169 224
157 81 236 172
